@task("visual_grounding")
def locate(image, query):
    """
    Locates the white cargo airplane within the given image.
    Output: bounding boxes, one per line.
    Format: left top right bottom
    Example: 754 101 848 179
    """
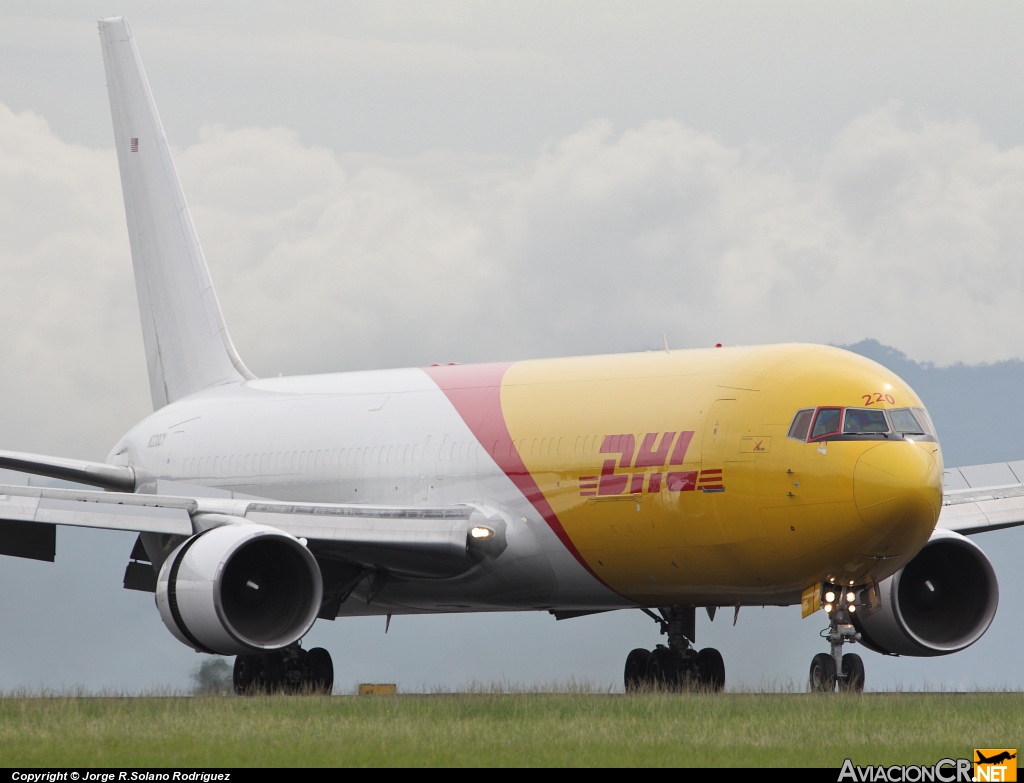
1 17 1021 693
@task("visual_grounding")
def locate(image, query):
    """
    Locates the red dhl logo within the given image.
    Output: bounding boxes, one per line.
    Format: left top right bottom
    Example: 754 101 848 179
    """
579 431 724 497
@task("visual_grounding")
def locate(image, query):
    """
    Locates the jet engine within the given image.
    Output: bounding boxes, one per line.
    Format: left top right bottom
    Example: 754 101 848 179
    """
852 528 998 656
155 522 323 655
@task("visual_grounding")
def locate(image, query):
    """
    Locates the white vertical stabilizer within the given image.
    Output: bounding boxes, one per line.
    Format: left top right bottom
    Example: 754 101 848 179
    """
99 17 254 410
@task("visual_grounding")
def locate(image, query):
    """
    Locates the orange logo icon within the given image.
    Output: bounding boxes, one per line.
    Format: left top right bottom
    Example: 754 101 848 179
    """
975 749 1017 782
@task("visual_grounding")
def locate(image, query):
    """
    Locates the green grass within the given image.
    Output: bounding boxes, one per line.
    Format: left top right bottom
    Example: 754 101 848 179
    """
0 691 1020 767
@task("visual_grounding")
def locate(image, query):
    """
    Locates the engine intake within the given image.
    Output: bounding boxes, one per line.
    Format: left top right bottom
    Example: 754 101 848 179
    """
156 522 323 655
853 528 998 656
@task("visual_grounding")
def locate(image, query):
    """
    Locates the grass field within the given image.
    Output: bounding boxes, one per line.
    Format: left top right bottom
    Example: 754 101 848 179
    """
0 690 1020 767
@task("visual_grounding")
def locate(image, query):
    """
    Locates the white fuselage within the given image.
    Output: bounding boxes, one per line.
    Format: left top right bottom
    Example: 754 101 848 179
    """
112 368 629 616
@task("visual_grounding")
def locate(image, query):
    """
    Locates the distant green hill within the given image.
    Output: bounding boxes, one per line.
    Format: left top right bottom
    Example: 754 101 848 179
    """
843 340 1024 467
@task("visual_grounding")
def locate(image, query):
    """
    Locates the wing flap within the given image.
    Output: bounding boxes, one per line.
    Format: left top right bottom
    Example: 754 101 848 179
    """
0 485 193 535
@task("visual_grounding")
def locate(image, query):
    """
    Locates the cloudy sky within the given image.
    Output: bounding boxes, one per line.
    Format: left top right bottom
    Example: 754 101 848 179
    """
2 2 1024 693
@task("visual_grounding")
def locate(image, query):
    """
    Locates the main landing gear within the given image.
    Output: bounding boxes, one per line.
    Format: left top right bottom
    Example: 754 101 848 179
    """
624 607 725 692
233 643 334 694
809 586 865 693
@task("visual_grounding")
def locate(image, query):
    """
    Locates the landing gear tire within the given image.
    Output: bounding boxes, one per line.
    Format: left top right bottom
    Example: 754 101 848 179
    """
696 647 725 692
232 654 259 695
260 652 287 693
647 646 680 690
809 652 836 693
624 648 651 692
305 647 334 694
840 653 865 693
624 607 728 694
234 646 335 695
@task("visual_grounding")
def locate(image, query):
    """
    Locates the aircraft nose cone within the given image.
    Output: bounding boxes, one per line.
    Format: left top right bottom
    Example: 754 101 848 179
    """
853 443 941 547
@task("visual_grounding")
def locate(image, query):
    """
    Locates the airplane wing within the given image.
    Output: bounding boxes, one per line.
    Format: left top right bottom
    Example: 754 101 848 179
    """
0 480 507 580
938 460 1024 535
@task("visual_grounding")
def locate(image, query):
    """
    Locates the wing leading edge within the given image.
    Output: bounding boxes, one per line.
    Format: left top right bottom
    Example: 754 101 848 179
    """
0 481 507 578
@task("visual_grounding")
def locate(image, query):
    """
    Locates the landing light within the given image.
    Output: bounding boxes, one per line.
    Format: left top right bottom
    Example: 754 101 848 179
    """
824 590 836 603
846 591 856 603
849 605 856 613
823 603 834 614
470 526 494 540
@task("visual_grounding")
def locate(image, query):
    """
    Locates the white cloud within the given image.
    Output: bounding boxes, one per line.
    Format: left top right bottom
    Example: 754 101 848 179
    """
167 104 1024 373
0 105 148 458
4 99 1024 442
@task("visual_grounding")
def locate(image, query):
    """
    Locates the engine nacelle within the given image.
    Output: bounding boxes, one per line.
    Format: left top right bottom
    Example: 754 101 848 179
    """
852 528 998 656
156 522 323 655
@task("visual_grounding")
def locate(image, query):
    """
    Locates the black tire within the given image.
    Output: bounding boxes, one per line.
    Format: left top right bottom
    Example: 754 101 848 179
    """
646 646 680 690
624 648 652 692
840 653 865 692
259 652 286 693
809 652 836 693
305 647 334 694
232 654 259 695
696 647 726 692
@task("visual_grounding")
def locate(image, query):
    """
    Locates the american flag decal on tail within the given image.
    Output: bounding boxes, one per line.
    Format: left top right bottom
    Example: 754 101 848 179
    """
130 137 138 152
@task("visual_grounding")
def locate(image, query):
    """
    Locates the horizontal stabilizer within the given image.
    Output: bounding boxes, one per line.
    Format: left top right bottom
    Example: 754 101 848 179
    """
0 449 135 491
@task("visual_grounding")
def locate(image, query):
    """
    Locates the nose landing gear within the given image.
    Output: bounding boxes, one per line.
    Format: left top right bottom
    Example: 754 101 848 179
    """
809 586 865 693
624 606 725 692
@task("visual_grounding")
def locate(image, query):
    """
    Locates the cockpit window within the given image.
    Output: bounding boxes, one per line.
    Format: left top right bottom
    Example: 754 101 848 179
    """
788 409 814 440
889 408 924 435
810 408 842 439
843 408 889 434
913 407 937 437
789 404 938 443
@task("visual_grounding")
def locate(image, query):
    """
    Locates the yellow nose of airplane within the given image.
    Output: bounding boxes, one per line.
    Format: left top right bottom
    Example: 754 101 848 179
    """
853 442 942 552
